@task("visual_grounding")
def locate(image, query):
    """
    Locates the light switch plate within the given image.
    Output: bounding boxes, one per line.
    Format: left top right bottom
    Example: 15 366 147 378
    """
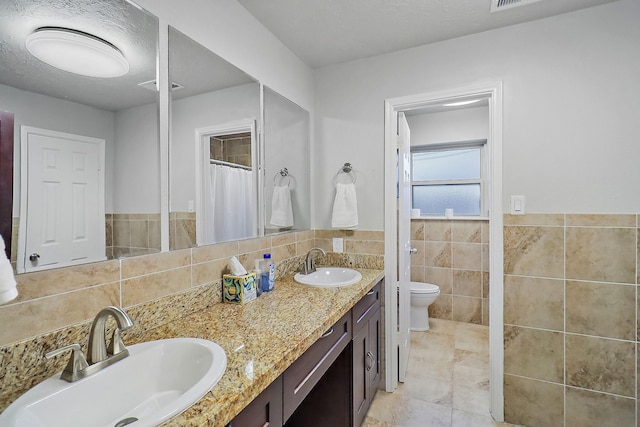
510 195 526 215
332 238 344 253
187 200 194 213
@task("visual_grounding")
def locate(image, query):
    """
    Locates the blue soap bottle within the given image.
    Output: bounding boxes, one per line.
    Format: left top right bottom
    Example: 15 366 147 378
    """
261 253 275 292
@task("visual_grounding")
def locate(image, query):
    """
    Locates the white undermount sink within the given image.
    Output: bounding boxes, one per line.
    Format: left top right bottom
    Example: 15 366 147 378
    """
0 338 226 427
294 267 362 287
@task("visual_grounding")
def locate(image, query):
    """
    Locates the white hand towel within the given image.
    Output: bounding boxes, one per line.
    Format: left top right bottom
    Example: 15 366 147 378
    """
331 182 358 229
270 185 294 227
0 235 18 305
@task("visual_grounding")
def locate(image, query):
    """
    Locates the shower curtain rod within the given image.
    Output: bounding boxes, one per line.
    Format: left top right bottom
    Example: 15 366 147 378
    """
210 159 252 170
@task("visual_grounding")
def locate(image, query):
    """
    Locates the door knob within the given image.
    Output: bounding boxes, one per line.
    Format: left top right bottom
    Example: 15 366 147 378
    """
29 253 40 262
409 247 418 254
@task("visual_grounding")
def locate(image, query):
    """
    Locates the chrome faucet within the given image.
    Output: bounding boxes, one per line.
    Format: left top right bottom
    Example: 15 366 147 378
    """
45 306 134 382
301 247 326 275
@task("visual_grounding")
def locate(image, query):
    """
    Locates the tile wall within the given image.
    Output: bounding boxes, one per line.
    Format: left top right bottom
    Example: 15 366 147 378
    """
0 229 385 412
410 219 490 326
503 214 638 427
169 211 196 250
106 213 161 259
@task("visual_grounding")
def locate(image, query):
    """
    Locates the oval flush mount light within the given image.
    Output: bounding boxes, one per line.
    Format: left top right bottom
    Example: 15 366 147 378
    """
25 27 129 78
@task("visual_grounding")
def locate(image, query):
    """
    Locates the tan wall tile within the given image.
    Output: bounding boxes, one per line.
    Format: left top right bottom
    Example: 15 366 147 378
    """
121 250 190 279
429 293 452 320
410 266 425 282
295 230 314 241
0 283 120 346
503 213 564 226
129 220 149 249
424 242 452 268
295 239 315 255
481 243 489 272
344 240 384 255
504 226 564 278
566 213 636 227
192 241 239 264
192 259 228 288
452 243 481 270
113 220 130 247
343 230 384 241
565 387 635 427
312 238 333 252
122 267 191 307
452 296 482 324
482 272 489 298
566 334 635 397
272 243 296 261
271 232 296 247
504 275 564 331
481 298 489 326
424 221 451 242
425 267 452 294
452 270 482 297
504 325 563 383
504 375 564 427
480 221 489 243
410 221 424 240
566 281 636 340
566 227 636 283
238 236 271 254
14 260 120 302
452 221 482 243
314 229 345 239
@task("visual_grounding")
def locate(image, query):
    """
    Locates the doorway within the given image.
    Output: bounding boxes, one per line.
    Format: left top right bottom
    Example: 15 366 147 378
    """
18 126 106 273
194 121 260 246
383 83 504 421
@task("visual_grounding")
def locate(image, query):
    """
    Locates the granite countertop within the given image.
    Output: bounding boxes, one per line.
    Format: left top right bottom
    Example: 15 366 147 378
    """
135 268 384 427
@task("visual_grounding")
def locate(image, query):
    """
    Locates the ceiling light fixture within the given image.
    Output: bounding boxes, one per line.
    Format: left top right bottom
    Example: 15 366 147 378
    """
25 27 129 78
442 99 483 107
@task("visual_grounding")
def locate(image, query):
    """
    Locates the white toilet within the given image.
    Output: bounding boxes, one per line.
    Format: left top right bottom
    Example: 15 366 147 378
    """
410 281 440 331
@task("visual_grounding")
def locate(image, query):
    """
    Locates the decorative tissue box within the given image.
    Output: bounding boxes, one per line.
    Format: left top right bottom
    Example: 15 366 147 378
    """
223 272 257 304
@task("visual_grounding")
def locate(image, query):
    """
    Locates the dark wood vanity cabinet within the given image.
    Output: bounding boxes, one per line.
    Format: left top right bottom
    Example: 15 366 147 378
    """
352 282 382 427
229 279 383 427
228 376 283 427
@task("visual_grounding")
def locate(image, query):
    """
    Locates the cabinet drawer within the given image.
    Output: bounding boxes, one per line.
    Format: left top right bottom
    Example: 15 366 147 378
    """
282 311 351 422
228 376 283 427
352 280 382 334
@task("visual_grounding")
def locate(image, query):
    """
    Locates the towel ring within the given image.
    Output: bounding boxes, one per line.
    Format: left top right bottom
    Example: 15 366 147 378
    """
334 163 357 185
273 167 296 188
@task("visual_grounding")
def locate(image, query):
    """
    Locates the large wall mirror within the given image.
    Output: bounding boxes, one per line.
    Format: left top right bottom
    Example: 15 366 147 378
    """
168 28 311 249
0 0 160 273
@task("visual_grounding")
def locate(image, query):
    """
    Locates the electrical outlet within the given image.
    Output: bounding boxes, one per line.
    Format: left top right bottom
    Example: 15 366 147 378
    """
332 238 344 253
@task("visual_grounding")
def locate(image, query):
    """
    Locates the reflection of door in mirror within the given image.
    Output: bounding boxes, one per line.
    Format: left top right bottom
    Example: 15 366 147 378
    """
191 123 258 246
18 127 106 273
0 0 160 273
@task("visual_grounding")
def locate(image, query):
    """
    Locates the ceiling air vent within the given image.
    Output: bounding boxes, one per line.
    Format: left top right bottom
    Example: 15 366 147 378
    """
490 0 544 13
138 79 184 92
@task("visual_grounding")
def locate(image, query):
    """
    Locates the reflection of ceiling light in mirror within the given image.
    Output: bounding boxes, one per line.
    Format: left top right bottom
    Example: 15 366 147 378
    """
25 27 129 78
442 99 482 107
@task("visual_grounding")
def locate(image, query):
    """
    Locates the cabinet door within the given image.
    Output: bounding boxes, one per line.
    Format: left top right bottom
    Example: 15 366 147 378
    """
352 322 370 427
368 308 382 394
229 376 283 427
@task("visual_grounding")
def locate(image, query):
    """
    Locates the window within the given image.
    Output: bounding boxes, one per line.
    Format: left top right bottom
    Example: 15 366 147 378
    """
411 141 487 216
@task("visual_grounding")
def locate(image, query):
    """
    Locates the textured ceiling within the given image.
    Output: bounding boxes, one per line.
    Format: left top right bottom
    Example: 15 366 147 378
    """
236 0 620 69
0 0 254 112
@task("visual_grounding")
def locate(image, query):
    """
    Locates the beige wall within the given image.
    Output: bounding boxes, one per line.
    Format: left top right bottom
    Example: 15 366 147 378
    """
503 213 638 427
410 219 489 326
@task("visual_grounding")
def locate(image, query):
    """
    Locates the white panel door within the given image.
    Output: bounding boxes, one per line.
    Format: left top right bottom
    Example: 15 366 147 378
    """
21 127 105 272
398 112 412 382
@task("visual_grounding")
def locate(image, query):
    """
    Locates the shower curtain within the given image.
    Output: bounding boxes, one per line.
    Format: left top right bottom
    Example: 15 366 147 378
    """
205 164 254 243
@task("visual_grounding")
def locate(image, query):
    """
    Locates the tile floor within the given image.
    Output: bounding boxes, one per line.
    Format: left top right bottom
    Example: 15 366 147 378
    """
363 319 517 427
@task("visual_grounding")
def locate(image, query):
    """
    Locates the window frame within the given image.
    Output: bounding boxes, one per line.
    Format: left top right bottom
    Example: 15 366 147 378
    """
410 139 488 217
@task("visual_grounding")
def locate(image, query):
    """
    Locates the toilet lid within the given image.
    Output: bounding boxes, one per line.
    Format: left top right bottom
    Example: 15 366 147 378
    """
410 282 440 294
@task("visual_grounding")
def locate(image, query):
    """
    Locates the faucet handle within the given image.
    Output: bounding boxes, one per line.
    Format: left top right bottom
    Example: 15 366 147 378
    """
46 343 89 382
107 328 129 356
